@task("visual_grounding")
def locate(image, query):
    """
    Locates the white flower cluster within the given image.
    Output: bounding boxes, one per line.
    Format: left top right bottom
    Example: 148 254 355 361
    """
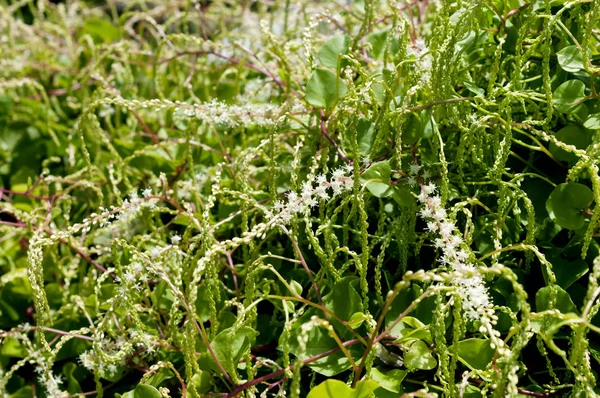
266 166 353 224
416 181 493 321
47 189 158 242
79 330 155 377
174 99 306 128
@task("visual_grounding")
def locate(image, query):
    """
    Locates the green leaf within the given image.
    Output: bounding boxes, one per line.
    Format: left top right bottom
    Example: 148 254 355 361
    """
584 113 600 130
536 285 577 314
361 161 393 197
463 81 484 97
456 339 495 370
392 186 416 208
210 326 258 373
371 367 407 393
62 363 82 394
82 18 120 43
546 255 589 289
287 319 355 376
305 68 347 109
290 280 303 296
318 36 351 68
323 277 363 322
548 125 592 166
546 183 593 230
307 379 379 398
421 110 437 139
348 312 368 329
8 386 34 398
366 30 388 59
553 80 586 114
357 118 375 156
120 384 162 398
1 337 26 358
404 340 437 370
557 45 585 72
144 367 174 387
402 113 422 145
392 316 432 345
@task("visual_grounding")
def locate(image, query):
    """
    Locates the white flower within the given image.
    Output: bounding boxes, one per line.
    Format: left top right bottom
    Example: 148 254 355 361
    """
439 221 455 238
331 180 344 195
409 164 421 175
426 221 438 233
171 234 181 245
316 174 328 185
315 185 329 200
422 183 436 195
432 208 447 221
415 178 493 323
429 196 442 208
332 168 346 180
142 188 152 198
420 207 433 218
79 352 95 371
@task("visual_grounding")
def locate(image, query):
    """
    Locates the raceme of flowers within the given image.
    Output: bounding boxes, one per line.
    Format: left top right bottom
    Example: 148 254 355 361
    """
409 166 494 322
265 165 354 224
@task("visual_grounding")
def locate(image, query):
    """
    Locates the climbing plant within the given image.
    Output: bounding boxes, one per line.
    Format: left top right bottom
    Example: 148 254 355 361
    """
1 0 600 397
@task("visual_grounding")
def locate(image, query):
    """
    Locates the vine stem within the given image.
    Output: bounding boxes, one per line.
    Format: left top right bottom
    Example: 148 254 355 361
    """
320 109 350 164
223 338 362 397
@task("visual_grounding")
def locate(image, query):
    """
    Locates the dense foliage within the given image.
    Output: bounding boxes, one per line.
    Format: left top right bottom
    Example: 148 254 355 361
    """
1 0 600 396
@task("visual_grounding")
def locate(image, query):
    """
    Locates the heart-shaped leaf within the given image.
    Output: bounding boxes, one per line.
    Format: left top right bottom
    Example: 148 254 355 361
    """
545 183 593 230
307 379 379 398
361 161 393 197
456 338 495 370
306 68 347 109
318 36 351 68
404 340 436 370
553 80 586 114
557 45 585 72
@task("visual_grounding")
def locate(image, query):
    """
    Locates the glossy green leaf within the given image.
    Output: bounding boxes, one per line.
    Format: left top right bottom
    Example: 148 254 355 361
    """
120 384 162 398
305 68 347 109
307 379 379 398
548 125 592 166
536 285 577 313
553 80 586 114
393 186 416 207
290 280 303 296
557 45 585 72
357 118 375 155
318 36 351 68
546 183 593 230
210 326 258 373
584 113 600 130
62 363 82 394
546 255 589 289
361 161 393 197
288 321 353 376
348 312 368 329
323 277 363 322
8 386 34 398
456 339 495 370
404 340 437 370
371 367 407 393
